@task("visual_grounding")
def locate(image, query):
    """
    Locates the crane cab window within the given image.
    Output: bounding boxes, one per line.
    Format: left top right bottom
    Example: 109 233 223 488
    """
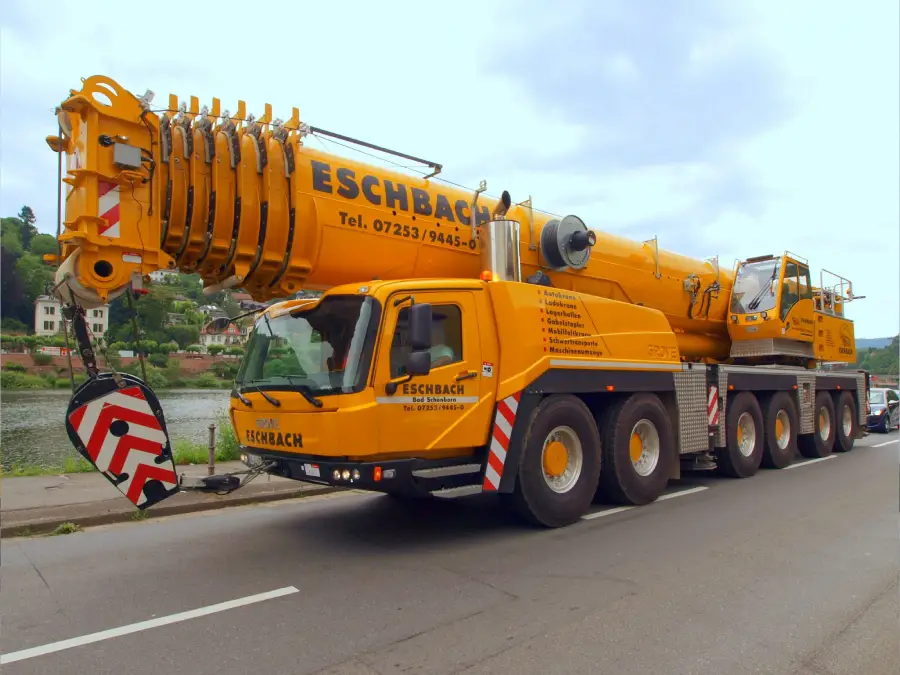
390 304 463 378
798 265 812 302
780 261 800 320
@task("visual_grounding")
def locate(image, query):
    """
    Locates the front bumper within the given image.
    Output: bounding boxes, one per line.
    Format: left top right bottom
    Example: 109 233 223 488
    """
240 447 485 494
866 413 887 429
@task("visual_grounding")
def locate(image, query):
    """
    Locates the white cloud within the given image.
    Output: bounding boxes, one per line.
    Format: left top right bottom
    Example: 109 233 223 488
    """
0 0 897 337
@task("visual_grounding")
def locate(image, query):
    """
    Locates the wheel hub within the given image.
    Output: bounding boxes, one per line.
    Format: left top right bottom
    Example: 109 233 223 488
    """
775 409 791 449
737 412 756 456
629 419 660 477
540 426 584 494
543 441 569 478
818 407 831 441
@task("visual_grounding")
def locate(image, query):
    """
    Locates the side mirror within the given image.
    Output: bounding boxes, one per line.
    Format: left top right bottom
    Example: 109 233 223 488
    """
204 317 231 334
409 303 432 352
407 350 431 377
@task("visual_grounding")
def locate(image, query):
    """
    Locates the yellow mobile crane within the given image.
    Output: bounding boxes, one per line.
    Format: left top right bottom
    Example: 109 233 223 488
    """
46 76 868 527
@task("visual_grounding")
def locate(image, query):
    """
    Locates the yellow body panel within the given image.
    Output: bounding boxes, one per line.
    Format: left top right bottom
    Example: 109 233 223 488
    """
814 312 857 362
223 278 682 462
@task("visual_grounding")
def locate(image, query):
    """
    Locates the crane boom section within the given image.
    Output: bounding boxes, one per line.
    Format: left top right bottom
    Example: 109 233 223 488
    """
49 76 732 360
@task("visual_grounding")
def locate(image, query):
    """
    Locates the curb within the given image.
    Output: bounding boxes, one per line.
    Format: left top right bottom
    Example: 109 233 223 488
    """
1 485 348 538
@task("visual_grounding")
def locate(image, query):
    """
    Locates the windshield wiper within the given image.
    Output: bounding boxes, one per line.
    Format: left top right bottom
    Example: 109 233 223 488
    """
281 375 324 408
232 388 253 407
238 380 282 407
747 267 780 311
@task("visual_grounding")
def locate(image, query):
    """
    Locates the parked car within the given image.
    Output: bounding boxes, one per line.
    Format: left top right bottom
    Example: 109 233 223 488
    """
867 387 899 432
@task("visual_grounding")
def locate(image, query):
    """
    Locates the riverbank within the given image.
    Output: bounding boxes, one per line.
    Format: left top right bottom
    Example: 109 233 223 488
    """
3 409 240 477
0 351 236 390
2 388 235 476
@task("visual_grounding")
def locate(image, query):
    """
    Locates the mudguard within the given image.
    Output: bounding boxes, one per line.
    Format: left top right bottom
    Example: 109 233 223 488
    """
65 372 180 510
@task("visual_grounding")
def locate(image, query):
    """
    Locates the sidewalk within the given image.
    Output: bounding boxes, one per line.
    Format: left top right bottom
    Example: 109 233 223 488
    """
1 461 343 537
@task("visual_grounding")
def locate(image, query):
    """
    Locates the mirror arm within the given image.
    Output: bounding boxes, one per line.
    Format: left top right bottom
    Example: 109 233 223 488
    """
385 373 413 396
229 307 265 323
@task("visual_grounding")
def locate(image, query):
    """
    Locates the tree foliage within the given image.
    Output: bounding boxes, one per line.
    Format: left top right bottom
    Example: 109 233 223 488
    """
857 336 899 376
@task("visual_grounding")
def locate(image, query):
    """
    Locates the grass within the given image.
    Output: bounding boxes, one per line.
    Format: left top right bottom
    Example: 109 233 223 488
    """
3 412 242 477
52 522 83 535
4 456 96 477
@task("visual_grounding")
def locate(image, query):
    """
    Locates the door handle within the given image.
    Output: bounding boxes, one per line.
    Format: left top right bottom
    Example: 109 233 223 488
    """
455 370 477 382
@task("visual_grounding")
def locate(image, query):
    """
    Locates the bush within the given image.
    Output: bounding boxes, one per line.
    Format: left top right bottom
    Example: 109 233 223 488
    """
0 371 47 388
148 353 168 368
31 353 53 366
3 362 27 372
192 372 220 388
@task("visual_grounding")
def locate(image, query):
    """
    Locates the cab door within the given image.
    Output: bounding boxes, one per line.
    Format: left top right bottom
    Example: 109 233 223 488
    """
780 258 815 342
373 290 495 460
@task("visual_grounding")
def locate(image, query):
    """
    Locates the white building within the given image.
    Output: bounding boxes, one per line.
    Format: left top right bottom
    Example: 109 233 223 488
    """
34 295 110 337
149 269 179 283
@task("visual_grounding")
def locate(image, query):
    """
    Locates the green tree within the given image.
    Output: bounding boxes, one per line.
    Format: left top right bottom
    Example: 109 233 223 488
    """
17 206 37 249
207 344 225 357
29 234 58 258
166 324 200 349
15 253 55 303
1 218 24 254
858 336 899 376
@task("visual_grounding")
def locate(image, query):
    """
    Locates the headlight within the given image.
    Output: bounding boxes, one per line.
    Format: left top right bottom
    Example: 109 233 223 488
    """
875 409 884 415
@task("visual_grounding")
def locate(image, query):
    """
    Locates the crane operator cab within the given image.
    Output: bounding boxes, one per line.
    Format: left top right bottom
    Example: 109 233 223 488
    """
727 252 859 366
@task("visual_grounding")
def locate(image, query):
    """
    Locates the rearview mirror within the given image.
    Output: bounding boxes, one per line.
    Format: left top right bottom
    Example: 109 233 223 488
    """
407 350 431 377
409 303 432 352
204 317 232 335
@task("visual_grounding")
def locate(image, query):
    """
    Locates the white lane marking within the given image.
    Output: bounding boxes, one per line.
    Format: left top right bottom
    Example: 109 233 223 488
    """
0 586 299 665
581 486 709 520
873 440 898 447
783 456 837 470
656 486 709 501
582 506 634 520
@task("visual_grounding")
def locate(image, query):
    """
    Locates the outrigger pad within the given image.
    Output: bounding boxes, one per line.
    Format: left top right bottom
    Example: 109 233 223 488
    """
65 373 180 510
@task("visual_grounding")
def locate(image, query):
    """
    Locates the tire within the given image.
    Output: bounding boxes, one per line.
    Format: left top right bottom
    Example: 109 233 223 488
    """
508 394 602 528
761 391 799 469
715 391 764 478
834 391 857 452
798 391 835 458
595 393 674 506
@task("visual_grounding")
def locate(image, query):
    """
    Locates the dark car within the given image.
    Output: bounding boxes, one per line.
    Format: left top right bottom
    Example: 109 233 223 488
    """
867 387 899 432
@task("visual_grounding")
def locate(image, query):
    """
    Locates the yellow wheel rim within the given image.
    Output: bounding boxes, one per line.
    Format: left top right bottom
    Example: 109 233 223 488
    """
543 440 569 478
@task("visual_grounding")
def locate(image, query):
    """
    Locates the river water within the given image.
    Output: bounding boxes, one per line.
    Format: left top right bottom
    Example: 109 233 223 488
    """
1 389 231 472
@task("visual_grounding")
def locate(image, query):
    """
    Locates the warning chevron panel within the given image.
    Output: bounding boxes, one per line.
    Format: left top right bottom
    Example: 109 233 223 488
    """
67 383 178 508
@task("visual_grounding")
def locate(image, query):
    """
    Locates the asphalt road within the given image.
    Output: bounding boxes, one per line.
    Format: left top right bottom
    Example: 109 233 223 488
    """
2 432 897 675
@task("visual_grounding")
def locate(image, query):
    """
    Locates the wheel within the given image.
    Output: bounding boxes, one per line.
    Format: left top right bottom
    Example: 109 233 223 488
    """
834 391 857 452
508 394 602 528
761 391 799 469
715 391 764 478
883 411 893 433
798 391 835 458
595 393 674 505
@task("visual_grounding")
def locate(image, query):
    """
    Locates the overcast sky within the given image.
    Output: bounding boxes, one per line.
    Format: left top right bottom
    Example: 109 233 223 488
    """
1 0 897 338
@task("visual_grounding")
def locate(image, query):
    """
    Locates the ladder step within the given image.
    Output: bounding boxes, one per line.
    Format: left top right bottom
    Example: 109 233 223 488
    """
430 485 484 498
412 463 481 478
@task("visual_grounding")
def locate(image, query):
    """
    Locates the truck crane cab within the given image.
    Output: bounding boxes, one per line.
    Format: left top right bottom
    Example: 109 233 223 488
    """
727 253 858 366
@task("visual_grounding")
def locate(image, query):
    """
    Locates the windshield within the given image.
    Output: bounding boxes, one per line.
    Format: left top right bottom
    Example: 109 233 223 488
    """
870 391 886 404
235 295 380 397
731 259 781 314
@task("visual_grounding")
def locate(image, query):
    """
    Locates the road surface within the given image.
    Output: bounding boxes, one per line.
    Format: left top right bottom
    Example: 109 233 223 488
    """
2 432 897 675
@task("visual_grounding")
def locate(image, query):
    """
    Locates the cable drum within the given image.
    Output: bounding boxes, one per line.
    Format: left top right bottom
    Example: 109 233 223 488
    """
540 214 596 271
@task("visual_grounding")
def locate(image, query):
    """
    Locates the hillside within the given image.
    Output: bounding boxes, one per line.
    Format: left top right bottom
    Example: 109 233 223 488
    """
856 336 899 376
857 337 894 350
